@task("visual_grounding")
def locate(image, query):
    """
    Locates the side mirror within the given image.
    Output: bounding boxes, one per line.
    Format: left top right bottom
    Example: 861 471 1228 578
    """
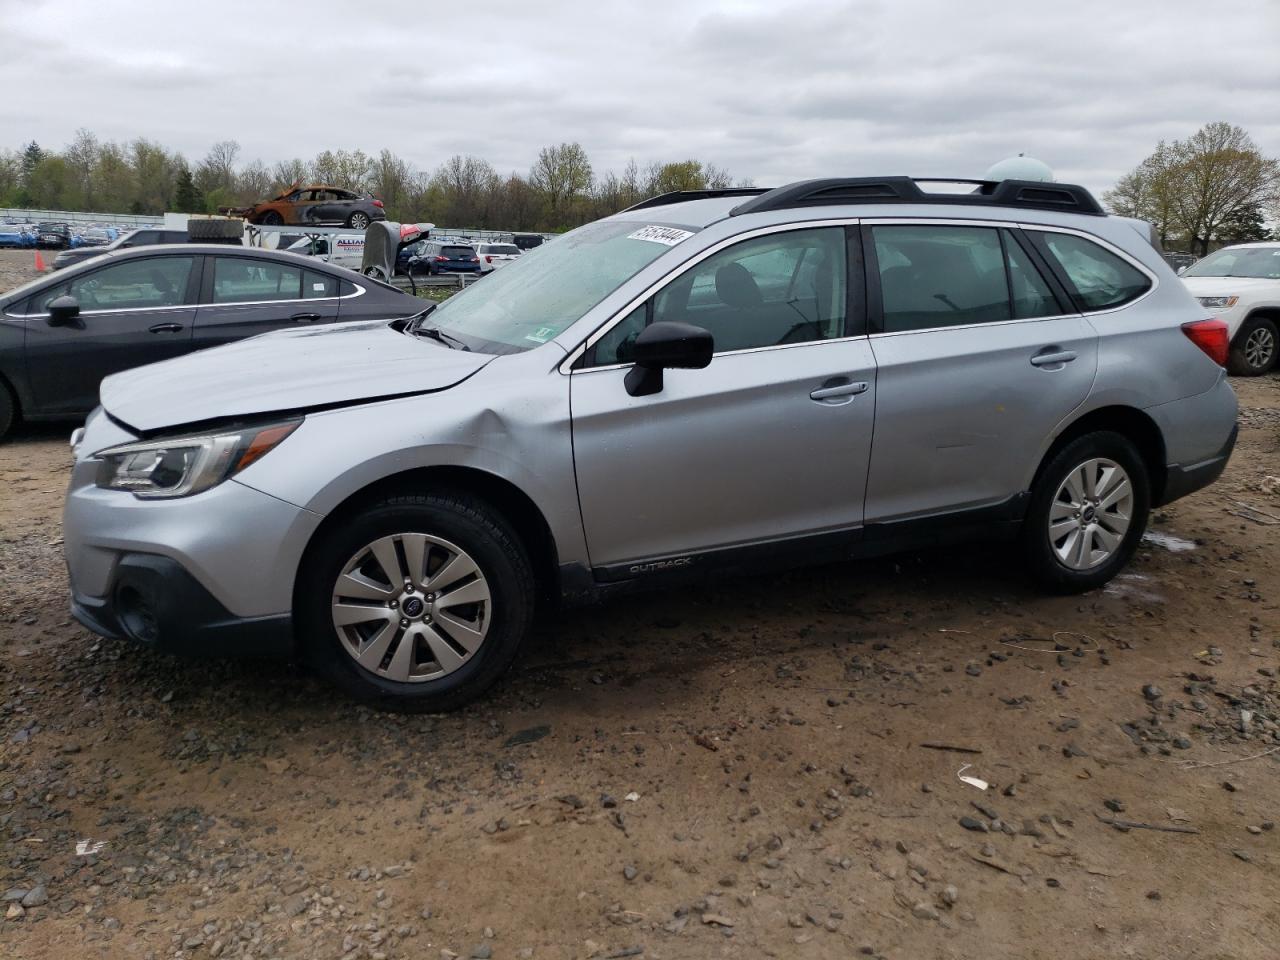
624 321 714 397
47 295 81 326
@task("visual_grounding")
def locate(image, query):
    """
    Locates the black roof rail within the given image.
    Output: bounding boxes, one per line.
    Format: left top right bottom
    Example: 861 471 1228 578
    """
728 177 1105 217
621 187 770 213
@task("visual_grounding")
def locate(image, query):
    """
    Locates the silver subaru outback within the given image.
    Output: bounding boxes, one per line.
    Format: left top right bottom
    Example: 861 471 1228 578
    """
64 177 1238 710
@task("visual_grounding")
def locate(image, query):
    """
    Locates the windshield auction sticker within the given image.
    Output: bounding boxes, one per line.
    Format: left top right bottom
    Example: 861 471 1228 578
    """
628 225 694 246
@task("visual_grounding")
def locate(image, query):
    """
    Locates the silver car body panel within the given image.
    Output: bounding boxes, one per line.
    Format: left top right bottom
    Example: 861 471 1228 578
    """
99 319 491 431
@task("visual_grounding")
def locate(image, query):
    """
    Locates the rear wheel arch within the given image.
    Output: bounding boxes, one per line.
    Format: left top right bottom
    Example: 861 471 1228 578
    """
1032 406 1166 505
297 466 561 607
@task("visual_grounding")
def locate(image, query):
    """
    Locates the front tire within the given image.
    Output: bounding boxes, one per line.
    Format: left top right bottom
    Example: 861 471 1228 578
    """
1022 431 1149 594
259 210 284 226
297 492 535 712
1228 316 1278 376
347 212 371 230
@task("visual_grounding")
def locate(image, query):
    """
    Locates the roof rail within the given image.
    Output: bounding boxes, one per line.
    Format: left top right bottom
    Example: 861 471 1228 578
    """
621 187 770 213
729 177 1105 217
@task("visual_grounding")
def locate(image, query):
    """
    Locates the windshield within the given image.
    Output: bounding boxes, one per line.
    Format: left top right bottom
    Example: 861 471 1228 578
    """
427 219 695 354
1184 247 1280 280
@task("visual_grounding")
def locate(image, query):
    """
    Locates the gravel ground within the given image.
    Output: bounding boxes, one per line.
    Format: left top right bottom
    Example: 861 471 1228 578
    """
3 248 1280 957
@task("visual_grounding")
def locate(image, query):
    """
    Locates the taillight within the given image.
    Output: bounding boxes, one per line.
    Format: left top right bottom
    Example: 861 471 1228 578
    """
434 255 448 262
372 199 384 208
472 257 480 262
1182 318 1229 367
485 255 493 263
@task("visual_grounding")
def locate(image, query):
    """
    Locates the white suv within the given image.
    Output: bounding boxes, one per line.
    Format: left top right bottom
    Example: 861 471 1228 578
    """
1180 242 1280 375
476 242 521 274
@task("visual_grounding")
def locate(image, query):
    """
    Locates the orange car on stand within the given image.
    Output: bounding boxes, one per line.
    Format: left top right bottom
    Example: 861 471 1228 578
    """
232 184 386 229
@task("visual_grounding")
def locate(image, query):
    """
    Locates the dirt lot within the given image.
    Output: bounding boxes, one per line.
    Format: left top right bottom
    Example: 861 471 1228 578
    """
3 246 1280 959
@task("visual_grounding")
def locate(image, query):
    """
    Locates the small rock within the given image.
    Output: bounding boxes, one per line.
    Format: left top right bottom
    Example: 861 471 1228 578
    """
6 903 23 920
958 816 988 832
471 944 493 960
1103 799 1125 813
1247 825 1263 835
1223 781 1238 793
911 902 939 921
1146 891 1161 901
1142 684 1163 701
20 886 47 908
965 663 982 677
1232 849 1253 863
1172 737 1192 750
942 885 959 906
622 865 638 881
601 794 618 809
701 913 734 927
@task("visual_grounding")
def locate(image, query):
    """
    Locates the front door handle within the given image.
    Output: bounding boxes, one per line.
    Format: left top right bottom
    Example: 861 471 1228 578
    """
148 322 184 334
291 312 322 323
1030 348 1077 367
810 379 869 403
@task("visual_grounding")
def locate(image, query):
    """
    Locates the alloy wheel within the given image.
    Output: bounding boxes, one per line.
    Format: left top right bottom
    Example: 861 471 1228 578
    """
1048 457 1133 570
1245 326 1275 370
349 213 370 230
331 533 491 683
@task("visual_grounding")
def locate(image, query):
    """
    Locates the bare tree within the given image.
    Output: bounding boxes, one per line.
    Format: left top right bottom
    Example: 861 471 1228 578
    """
530 142 593 226
1103 143 1179 245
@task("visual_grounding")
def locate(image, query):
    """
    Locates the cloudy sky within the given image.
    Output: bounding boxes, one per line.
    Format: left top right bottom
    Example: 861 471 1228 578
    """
2 0 1277 196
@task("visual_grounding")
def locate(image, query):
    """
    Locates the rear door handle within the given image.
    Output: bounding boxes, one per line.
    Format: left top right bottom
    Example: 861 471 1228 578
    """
148 322 184 334
291 312 322 323
1030 349 1077 367
810 379 869 403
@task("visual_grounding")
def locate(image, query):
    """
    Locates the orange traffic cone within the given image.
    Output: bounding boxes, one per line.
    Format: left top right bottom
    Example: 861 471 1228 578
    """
34 250 46 272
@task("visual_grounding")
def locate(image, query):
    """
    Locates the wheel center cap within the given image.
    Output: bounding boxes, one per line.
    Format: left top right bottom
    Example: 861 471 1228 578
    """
1082 505 1097 522
402 597 425 618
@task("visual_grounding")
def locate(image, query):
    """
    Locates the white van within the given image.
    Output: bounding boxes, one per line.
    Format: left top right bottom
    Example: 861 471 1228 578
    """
284 234 365 271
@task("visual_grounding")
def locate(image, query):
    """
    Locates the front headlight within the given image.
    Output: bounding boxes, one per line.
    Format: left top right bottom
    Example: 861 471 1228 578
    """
95 419 300 499
1197 295 1239 310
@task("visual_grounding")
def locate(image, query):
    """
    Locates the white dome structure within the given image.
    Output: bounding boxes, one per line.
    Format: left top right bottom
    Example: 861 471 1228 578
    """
984 154 1054 183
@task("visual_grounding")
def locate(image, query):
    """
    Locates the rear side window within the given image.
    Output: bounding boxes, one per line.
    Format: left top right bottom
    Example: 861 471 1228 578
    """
212 257 302 303
873 225 1010 332
304 270 339 299
1032 231 1150 311
872 225 1066 332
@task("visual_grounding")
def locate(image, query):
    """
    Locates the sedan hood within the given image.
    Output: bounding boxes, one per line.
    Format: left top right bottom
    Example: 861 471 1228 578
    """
100 320 493 433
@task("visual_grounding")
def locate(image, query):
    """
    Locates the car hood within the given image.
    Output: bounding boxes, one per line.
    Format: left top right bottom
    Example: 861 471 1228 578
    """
1181 276 1278 297
100 320 493 433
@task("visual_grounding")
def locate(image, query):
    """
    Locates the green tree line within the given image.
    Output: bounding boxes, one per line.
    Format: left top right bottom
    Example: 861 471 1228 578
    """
1103 122 1279 255
0 130 745 231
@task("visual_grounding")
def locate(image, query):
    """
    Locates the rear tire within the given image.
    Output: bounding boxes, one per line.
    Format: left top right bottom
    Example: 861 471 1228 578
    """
297 492 535 712
1021 431 1149 594
259 211 284 226
347 212 371 230
1228 316 1278 376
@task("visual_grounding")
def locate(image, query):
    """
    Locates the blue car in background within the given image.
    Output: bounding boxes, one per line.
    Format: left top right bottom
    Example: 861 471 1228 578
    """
408 240 482 275
0 223 35 248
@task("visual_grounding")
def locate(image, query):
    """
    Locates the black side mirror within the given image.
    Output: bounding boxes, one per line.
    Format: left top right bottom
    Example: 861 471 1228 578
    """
46 295 81 326
624 321 714 397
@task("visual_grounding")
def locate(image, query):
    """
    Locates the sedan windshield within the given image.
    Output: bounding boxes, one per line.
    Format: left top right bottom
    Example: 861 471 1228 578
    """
427 219 695 354
1184 247 1280 280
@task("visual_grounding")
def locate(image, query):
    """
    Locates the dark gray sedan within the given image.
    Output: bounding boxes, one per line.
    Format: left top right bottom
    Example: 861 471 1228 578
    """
0 244 424 438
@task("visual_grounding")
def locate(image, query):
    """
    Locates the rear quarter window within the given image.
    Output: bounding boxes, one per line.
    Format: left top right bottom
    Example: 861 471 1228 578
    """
1031 231 1151 311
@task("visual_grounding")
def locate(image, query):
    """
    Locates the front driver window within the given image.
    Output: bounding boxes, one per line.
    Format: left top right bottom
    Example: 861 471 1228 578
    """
592 227 847 364
67 256 194 311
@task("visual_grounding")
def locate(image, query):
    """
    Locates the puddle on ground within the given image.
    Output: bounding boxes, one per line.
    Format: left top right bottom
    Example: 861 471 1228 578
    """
1105 571 1166 603
1142 531 1197 553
